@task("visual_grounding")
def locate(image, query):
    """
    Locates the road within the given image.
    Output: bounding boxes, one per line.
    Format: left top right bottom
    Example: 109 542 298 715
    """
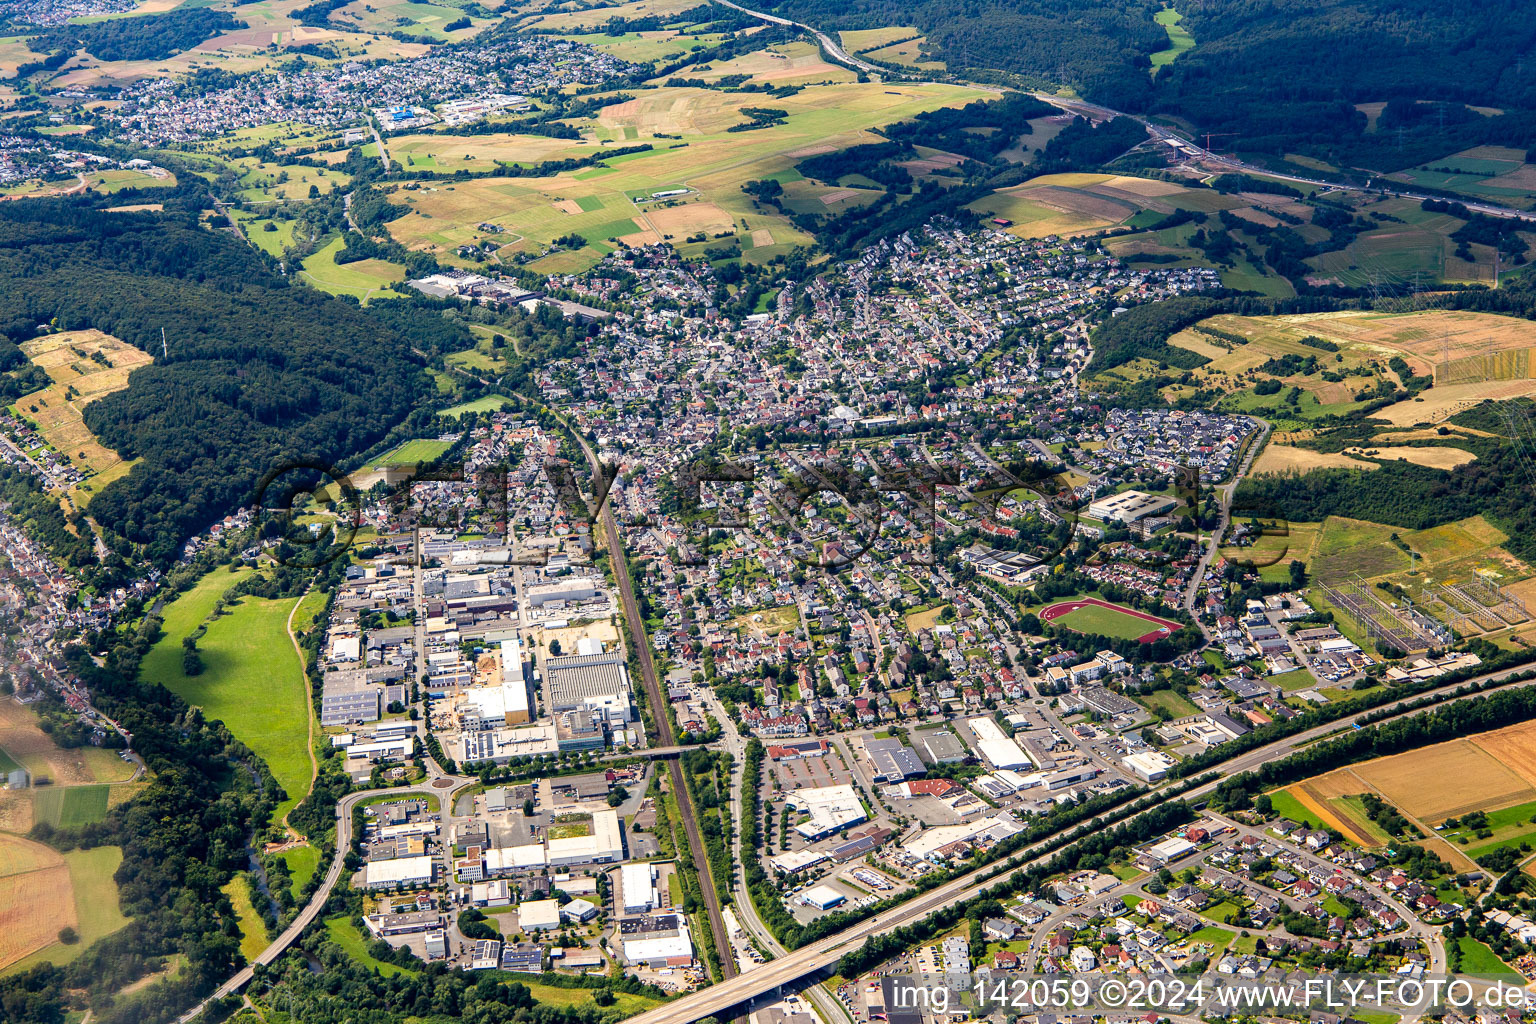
176 777 474 1023
1181 417 1269 617
712 0 881 75
713 0 1536 225
369 119 392 173
616 662 1536 1024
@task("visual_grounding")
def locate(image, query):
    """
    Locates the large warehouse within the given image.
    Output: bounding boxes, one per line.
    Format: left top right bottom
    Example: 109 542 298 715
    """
967 716 1034 770
790 784 868 840
547 808 624 866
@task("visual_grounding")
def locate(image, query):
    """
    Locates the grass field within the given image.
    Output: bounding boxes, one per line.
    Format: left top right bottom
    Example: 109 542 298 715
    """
1265 788 1328 830
224 875 269 964
231 210 302 257
31 785 109 829
280 844 322 898
141 569 315 822
1457 935 1517 976
1134 689 1198 719
300 236 405 301
1149 8 1194 73
442 394 514 416
234 158 351 202
326 914 416 976
370 438 453 466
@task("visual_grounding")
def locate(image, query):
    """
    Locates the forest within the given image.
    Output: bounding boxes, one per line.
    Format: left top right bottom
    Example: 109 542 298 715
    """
30 9 243 61
0 199 470 570
1234 428 1536 562
779 0 1536 170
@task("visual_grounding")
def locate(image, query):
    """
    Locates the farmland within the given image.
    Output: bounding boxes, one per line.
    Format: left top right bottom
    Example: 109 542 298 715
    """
1389 146 1536 211
0 841 128 974
0 701 138 790
32 784 110 829
141 570 315 822
382 78 991 267
11 329 153 499
1148 309 1536 429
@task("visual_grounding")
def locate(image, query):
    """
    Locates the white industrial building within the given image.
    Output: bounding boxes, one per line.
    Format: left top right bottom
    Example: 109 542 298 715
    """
1087 490 1178 525
622 915 693 968
519 898 562 930
548 809 624 865
1123 750 1176 782
788 784 867 840
801 884 846 910
620 861 659 915
363 855 435 889
561 898 599 922
901 813 1024 864
1144 836 1196 863
968 716 1034 770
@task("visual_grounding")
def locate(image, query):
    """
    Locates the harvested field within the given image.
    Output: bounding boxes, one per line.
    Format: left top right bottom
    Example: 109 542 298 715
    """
552 199 583 214
0 834 73 971
1095 174 1186 196
619 227 664 246
1017 184 1138 222
646 201 734 235
820 188 858 204
1252 444 1373 475
1343 445 1477 470
1471 719 1536 789
14 330 152 480
839 26 920 52
0 701 135 786
1404 515 1507 563
1371 379 1536 425
1286 780 1375 846
1351 738 1536 821
750 228 774 246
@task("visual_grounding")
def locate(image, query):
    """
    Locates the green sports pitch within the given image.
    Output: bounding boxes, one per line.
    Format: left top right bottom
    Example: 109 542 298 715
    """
1041 598 1182 643
370 438 453 467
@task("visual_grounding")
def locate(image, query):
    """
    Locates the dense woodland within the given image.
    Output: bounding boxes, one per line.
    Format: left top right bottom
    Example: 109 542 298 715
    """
776 0 1536 168
0 199 474 570
31 9 242 61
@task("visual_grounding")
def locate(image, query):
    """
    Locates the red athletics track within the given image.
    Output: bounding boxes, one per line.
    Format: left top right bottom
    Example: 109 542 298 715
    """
1038 597 1182 644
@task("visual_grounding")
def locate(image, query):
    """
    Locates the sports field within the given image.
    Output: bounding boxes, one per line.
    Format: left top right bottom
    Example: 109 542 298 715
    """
371 438 453 466
1040 598 1181 643
141 570 315 822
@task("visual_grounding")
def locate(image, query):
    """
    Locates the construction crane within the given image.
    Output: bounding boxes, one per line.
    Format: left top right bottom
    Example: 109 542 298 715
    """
1201 132 1237 152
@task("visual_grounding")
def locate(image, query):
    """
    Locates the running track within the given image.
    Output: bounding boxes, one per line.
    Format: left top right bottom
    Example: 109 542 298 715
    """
1040 597 1182 643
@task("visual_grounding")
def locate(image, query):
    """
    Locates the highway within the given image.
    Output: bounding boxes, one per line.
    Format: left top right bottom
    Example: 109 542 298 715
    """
176 776 474 1023
712 0 881 75
616 663 1536 1024
713 0 1535 225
